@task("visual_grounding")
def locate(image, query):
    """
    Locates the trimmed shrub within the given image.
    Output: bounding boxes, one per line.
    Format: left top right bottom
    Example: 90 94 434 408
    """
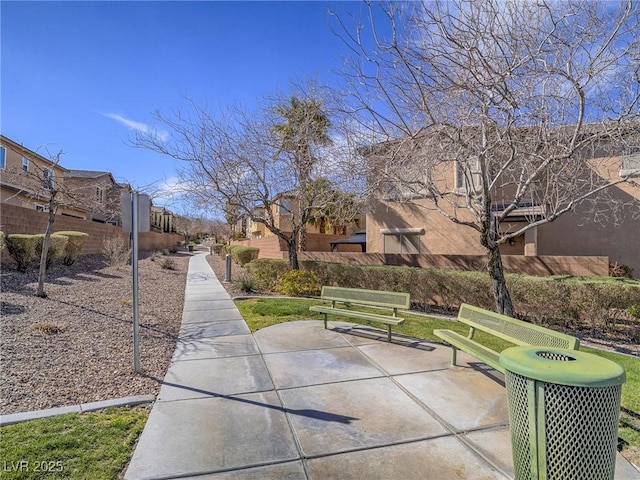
5 234 37 272
275 269 321 297
55 231 89 266
212 243 226 255
244 258 640 338
34 234 69 269
245 259 290 291
0 231 5 251
230 246 260 266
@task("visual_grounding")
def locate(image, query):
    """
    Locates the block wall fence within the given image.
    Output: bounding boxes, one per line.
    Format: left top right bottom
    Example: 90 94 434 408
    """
0 204 182 258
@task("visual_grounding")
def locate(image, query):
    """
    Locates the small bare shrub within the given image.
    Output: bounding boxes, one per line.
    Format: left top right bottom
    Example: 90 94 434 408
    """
0 231 5 251
160 258 176 270
610 262 634 278
121 299 132 307
237 275 256 293
150 250 162 262
33 322 68 335
103 237 130 266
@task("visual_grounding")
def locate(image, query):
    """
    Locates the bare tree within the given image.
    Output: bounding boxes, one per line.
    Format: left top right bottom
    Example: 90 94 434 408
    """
337 0 640 314
134 89 360 269
2 149 73 296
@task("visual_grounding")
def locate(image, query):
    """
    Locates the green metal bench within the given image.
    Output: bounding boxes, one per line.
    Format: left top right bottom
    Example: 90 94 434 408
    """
434 303 580 373
310 286 410 342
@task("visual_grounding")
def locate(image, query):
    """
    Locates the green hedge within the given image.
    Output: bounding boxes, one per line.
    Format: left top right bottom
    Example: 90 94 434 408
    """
230 246 260 266
0 231 5 251
5 234 37 272
55 231 89 265
212 243 226 255
34 234 69 269
244 259 640 337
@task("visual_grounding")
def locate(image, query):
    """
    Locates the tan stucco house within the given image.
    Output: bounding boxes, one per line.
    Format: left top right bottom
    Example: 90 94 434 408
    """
0 135 88 219
64 169 128 225
365 135 640 277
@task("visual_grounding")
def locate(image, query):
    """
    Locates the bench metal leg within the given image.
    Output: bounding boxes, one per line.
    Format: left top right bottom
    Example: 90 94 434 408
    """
451 347 458 367
387 325 392 343
323 313 328 329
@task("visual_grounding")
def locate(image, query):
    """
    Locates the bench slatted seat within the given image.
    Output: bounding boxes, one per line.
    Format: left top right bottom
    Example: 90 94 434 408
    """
434 303 580 373
310 286 410 342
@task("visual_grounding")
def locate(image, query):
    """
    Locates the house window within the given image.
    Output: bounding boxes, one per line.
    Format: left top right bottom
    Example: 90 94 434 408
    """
276 199 291 215
0 146 6 169
455 157 482 192
620 148 640 177
42 169 55 189
22 157 29 172
96 187 104 204
381 228 425 254
36 204 50 213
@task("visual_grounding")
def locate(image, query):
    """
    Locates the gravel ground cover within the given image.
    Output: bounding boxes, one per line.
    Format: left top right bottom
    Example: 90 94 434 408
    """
1 251 190 415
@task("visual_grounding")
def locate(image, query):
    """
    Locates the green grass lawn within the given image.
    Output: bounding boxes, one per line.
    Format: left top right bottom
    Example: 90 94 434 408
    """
0 407 148 480
236 296 640 464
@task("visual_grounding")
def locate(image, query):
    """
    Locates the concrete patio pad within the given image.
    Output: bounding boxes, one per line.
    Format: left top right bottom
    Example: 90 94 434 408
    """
396 368 508 432
125 392 299 480
279 376 447 457
181 307 245 324
179 319 251 338
158 355 273 402
305 436 508 480
254 320 352 353
262 347 385 389
172 333 259 362
125 252 639 480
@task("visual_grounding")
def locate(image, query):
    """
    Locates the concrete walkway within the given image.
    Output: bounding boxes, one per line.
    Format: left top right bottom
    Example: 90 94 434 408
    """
125 252 640 480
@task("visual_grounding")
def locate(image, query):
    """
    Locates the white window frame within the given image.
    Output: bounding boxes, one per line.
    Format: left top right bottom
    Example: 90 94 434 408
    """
42 168 55 190
0 146 6 169
36 204 50 213
276 199 291 215
381 228 425 254
96 186 105 204
455 157 482 193
22 157 29 172
620 148 640 177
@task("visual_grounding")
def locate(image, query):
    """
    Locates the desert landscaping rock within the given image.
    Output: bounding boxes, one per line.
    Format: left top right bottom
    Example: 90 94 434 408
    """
0 252 189 414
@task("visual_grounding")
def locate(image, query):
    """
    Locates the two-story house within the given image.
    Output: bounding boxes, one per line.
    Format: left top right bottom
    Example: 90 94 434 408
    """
64 170 128 225
364 129 640 277
0 135 87 218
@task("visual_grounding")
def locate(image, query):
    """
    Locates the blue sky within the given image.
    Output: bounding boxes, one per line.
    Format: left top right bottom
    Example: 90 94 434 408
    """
1 1 368 212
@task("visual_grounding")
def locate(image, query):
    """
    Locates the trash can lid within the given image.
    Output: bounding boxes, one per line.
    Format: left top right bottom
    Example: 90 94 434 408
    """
499 346 626 387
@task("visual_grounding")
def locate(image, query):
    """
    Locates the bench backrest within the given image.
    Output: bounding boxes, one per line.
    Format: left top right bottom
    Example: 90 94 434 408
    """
321 286 411 310
458 303 579 350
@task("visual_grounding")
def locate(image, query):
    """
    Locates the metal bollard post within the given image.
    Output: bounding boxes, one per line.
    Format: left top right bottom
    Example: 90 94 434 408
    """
225 254 232 282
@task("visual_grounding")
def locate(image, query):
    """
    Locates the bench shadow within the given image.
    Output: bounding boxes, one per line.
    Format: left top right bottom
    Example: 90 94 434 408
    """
331 324 437 352
154 379 359 425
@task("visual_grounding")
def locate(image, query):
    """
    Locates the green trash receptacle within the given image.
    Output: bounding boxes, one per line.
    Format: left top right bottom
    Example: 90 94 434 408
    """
499 346 626 480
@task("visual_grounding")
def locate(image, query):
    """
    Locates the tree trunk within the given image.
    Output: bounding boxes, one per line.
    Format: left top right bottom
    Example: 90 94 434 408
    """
36 194 57 298
480 210 514 316
287 239 299 269
486 245 514 316
297 226 307 252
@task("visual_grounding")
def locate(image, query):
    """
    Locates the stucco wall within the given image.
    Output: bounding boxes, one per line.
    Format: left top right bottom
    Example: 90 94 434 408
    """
298 252 609 277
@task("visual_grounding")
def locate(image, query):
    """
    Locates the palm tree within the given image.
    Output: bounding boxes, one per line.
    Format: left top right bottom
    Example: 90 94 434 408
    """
273 96 331 252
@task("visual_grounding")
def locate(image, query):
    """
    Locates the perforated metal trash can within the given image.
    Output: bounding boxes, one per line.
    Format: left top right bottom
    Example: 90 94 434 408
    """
499 346 626 480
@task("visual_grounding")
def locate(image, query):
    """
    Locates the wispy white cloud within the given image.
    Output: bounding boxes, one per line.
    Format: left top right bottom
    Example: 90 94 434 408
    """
101 112 169 142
